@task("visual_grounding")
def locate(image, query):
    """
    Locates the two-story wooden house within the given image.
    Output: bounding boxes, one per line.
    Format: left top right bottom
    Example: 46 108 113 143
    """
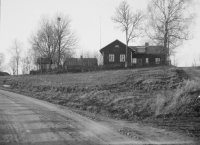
99 39 169 67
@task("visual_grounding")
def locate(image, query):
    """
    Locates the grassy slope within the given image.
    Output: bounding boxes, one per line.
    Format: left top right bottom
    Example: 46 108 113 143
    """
1 66 198 119
1 67 200 138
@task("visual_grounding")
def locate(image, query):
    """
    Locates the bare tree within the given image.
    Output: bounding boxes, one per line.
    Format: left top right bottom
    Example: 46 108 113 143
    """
0 53 5 71
9 57 17 75
30 14 78 70
112 0 144 67
192 53 197 67
30 17 56 70
21 53 32 74
146 0 196 58
92 51 102 65
54 13 78 68
9 39 23 75
173 54 179 66
198 54 200 66
83 50 92 58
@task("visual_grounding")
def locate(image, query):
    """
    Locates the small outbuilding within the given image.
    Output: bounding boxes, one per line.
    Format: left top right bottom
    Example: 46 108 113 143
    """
36 57 54 71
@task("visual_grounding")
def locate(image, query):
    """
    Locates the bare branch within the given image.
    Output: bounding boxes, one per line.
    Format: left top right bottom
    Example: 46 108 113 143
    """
0 53 5 71
146 0 195 57
112 0 144 67
8 39 23 75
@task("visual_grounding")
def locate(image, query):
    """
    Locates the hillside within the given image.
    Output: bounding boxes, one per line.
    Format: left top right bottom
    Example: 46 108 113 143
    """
0 67 191 118
0 67 200 139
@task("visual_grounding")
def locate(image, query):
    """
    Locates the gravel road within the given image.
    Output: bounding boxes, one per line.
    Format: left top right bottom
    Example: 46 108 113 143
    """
0 89 195 145
0 90 147 145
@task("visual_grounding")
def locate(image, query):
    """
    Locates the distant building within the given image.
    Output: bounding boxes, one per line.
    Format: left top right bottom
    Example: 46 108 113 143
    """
36 57 54 71
63 56 98 68
99 39 169 67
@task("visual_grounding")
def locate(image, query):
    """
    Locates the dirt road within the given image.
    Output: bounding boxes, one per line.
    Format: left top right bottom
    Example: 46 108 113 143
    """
0 90 195 145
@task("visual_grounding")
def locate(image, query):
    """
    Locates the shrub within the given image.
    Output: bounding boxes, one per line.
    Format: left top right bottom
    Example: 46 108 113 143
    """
149 80 200 118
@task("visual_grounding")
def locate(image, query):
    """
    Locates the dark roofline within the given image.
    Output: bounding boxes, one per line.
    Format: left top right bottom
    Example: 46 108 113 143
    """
99 39 135 53
36 57 53 64
129 45 164 48
129 45 167 54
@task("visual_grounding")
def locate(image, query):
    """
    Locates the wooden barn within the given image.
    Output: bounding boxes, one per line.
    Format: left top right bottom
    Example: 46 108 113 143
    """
36 57 54 71
99 39 170 67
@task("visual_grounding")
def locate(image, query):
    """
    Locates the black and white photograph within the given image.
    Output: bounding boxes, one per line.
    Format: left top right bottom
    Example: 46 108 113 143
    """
0 0 200 144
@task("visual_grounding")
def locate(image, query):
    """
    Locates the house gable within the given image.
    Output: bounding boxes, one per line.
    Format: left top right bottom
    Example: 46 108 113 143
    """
100 39 134 54
99 39 135 66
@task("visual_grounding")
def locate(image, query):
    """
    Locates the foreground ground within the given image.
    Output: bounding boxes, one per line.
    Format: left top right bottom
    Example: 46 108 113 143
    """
0 66 200 144
0 90 194 145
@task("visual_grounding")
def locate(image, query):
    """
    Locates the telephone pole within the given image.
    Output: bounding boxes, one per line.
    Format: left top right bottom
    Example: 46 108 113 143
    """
0 0 1 49
100 16 101 50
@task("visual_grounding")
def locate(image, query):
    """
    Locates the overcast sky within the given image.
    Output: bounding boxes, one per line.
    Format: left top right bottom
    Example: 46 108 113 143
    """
0 0 200 68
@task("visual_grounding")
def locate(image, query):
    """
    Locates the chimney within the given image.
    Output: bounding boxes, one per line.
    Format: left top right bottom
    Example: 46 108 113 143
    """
145 42 149 46
80 55 83 59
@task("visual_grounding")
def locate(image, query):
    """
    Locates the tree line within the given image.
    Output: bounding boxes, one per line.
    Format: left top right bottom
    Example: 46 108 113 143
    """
0 0 196 74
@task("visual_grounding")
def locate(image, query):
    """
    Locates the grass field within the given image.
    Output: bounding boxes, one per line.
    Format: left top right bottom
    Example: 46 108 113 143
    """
3 69 135 87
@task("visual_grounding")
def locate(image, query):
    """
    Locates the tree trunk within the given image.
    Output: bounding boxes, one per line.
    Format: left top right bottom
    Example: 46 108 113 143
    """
40 57 42 73
58 36 61 69
125 29 128 68
163 22 168 65
17 60 18 75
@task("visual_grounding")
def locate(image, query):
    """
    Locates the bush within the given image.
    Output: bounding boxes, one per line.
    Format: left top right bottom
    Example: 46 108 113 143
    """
147 80 200 118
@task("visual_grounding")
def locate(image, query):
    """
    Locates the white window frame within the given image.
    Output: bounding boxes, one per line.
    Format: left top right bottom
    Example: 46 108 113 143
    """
132 58 137 64
109 54 115 62
146 58 149 63
155 58 160 64
120 54 125 62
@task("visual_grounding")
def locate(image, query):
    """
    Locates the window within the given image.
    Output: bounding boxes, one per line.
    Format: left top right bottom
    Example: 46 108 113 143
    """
120 54 125 62
114 45 119 52
109 54 114 62
138 48 145 53
155 58 160 64
146 58 149 63
132 58 137 64
137 47 145 53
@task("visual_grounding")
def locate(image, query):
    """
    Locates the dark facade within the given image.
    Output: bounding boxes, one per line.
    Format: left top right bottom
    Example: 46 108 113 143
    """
100 40 169 67
99 39 134 67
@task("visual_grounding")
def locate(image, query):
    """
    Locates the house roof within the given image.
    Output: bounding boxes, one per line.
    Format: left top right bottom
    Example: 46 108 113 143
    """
36 57 53 64
129 45 167 54
99 39 167 55
99 39 134 53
